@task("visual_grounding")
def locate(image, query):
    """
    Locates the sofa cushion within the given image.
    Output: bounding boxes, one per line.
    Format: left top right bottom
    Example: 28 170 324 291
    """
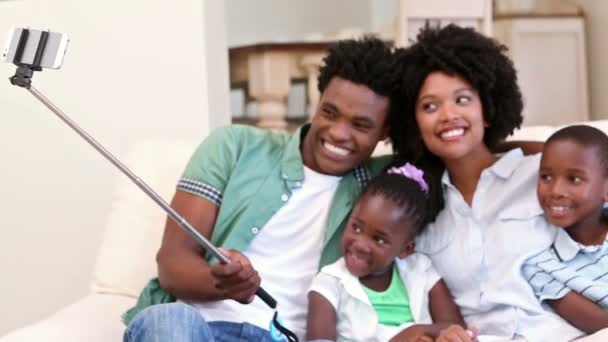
508 120 608 141
508 125 556 142
0 294 134 342
91 140 198 298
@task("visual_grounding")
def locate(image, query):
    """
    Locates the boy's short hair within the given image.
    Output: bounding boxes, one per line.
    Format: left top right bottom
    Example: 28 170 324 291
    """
546 125 608 176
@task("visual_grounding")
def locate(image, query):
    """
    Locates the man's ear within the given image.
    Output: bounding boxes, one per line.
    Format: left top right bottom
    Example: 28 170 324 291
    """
398 239 415 259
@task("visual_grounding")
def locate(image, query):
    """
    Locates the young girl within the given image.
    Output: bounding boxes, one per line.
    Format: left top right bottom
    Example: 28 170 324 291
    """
523 125 608 336
306 163 466 342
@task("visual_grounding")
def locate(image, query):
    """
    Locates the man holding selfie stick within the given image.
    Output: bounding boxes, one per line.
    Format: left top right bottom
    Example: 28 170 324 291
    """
3 27 397 341
119 36 396 341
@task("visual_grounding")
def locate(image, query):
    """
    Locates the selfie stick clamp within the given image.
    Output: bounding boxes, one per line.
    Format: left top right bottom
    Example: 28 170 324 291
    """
9 28 47 88
8 28 297 342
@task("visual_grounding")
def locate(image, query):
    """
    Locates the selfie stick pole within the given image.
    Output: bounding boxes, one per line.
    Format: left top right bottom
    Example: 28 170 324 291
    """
11 78 277 307
7 28 298 342
17 83 296 342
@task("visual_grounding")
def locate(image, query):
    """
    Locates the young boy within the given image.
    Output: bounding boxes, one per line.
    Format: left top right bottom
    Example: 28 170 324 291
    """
523 125 608 339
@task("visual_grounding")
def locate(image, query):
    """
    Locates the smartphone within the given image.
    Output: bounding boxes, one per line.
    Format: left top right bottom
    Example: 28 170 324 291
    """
1 27 69 69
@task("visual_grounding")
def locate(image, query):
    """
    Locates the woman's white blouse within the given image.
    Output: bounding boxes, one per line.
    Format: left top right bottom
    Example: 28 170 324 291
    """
417 149 583 342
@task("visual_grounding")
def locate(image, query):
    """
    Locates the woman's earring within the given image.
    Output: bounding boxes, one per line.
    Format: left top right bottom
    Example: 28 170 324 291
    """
601 202 608 221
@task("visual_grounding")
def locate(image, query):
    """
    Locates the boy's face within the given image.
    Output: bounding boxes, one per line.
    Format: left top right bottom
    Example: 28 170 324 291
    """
340 192 415 279
301 76 389 176
538 140 608 231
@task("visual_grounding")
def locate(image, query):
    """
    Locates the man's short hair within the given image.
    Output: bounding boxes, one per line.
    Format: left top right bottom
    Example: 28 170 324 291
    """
318 36 397 104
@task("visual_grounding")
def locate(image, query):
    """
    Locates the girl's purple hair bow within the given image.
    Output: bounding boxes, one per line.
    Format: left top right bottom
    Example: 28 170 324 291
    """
387 162 429 193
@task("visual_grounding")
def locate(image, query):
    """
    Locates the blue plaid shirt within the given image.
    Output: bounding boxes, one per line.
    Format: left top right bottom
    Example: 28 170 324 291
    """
523 227 608 308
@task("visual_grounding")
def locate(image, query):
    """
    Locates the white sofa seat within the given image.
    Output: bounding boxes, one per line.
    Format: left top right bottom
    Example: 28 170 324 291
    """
0 294 133 342
3 121 608 341
0 139 198 342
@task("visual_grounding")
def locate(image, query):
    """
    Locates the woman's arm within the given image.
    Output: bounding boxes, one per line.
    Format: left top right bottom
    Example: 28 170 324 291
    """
549 291 608 334
306 291 338 341
428 279 466 327
494 140 544 155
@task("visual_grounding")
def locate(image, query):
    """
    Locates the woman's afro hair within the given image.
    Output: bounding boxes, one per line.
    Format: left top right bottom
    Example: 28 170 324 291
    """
389 24 524 162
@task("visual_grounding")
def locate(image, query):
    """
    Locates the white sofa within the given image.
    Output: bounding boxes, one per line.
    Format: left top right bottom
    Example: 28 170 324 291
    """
2 121 608 342
0 139 199 342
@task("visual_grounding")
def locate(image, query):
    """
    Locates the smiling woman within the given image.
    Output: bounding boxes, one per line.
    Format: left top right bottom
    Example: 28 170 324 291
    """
388 24 584 341
414 72 488 171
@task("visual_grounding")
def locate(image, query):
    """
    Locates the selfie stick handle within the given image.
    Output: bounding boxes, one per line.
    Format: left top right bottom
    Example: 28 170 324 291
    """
19 83 277 310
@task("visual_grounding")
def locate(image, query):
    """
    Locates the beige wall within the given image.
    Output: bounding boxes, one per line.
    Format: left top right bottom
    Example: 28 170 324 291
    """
575 0 608 119
225 0 375 46
0 0 229 335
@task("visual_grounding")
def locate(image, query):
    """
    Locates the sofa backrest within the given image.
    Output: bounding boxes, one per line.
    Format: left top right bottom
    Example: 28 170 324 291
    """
508 120 608 142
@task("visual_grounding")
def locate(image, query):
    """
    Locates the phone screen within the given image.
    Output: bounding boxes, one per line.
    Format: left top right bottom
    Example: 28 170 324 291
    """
1 28 69 69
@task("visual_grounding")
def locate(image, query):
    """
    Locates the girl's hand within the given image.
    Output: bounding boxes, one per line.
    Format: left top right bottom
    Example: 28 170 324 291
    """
436 324 477 342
